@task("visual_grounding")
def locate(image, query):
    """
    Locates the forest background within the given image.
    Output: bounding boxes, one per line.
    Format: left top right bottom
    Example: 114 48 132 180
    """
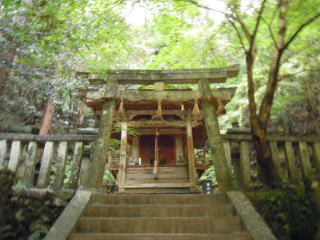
0 0 319 137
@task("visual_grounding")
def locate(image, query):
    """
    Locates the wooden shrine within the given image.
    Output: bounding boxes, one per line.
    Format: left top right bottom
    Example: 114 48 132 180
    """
79 65 239 192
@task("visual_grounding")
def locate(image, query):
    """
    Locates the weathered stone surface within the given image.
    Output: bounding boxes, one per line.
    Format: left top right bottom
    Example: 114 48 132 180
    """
299 142 312 179
198 79 233 190
227 191 277 240
53 141 68 190
68 192 253 239
23 141 38 188
240 141 251 189
79 157 91 187
223 141 233 176
8 140 22 172
86 65 239 84
116 122 128 187
186 114 197 188
313 142 320 174
269 141 284 181
37 141 54 188
44 190 92 240
85 88 236 104
0 139 7 168
0 133 96 142
69 142 84 189
285 141 299 183
87 82 118 188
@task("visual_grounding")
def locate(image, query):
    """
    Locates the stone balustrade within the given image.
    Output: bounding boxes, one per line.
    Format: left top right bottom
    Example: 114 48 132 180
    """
222 135 320 188
0 133 319 190
0 133 95 191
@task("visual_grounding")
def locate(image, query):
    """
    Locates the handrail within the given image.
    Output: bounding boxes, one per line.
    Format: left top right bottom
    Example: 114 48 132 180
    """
0 133 96 141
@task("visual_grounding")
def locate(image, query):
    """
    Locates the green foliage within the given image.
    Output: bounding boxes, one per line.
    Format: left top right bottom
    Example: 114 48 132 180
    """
0 169 65 240
0 225 16 240
199 165 217 186
249 185 319 240
103 169 115 185
1 0 319 135
27 224 48 240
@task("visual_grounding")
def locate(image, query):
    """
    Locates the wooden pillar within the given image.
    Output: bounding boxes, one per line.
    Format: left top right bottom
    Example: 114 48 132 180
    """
132 136 139 163
86 81 118 188
117 122 128 189
198 79 233 190
186 114 196 189
153 130 159 176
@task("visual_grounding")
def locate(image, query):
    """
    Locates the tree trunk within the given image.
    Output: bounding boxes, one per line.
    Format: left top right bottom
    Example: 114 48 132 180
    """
246 47 283 186
307 80 320 135
39 101 55 135
0 49 16 92
251 125 280 185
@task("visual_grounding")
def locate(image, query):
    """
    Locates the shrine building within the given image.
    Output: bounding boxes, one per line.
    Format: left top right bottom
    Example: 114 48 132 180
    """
79 65 239 192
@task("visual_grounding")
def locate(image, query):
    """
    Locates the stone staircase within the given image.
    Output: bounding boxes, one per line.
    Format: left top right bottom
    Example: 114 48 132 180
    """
68 193 252 240
120 167 192 192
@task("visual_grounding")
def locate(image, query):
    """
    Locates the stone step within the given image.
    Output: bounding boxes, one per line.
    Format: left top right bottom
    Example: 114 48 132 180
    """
126 174 188 180
69 233 252 240
125 179 189 184
121 183 192 189
84 204 234 217
90 194 227 205
127 167 187 174
119 188 194 194
76 216 243 234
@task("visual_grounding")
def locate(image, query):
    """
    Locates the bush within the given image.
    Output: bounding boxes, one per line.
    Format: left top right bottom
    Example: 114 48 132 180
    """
0 169 65 240
248 185 319 240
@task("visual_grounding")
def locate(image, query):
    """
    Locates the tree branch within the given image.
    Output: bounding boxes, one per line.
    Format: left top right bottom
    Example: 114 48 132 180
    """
278 69 320 80
281 38 320 63
261 16 278 47
176 0 228 16
277 0 288 50
251 0 267 42
228 20 247 52
233 12 252 41
282 12 320 51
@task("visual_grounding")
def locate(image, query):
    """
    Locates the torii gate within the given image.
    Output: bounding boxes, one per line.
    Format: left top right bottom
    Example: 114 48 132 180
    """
79 65 239 191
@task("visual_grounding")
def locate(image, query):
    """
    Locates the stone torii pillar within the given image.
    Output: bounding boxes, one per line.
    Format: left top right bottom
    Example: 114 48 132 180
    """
198 79 233 191
86 80 118 188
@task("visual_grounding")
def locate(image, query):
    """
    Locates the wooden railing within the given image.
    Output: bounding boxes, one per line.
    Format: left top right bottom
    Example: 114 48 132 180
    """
0 133 95 191
0 133 319 190
222 135 320 188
